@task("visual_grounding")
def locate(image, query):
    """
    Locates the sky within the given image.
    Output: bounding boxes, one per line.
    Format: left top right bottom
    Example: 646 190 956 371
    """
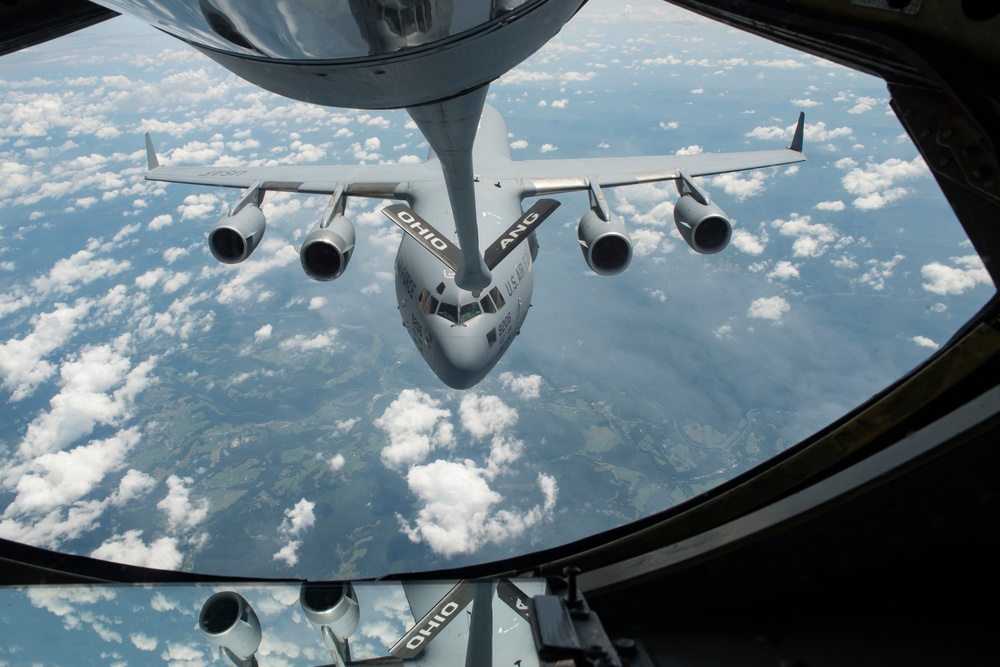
0 0 995 593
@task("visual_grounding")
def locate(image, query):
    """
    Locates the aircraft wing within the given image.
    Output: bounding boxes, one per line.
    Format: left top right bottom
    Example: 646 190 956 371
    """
500 112 806 196
143 134 436 198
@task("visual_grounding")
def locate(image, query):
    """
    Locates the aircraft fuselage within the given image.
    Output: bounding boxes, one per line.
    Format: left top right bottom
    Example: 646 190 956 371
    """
394 109 535 389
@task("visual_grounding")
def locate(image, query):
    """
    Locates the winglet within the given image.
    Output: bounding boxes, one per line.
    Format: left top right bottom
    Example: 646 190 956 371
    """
144 133 159 171
789 112 805 153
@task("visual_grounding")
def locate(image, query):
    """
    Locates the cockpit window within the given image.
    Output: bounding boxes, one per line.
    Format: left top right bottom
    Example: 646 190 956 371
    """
437 301 458 323
460 302 482 323
424 295 439 315
481 295 497 314
490 287 506 310
417 288 430 309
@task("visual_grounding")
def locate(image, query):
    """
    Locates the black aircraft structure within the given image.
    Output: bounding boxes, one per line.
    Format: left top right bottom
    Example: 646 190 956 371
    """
1 0 998 665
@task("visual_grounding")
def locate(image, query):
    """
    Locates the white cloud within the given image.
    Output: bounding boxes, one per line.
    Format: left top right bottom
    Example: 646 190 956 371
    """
498 372 543 399
771 214 838 258
459 394 518 439
397 461 557 558
90 530 183 570
539 143 558 153
148 214 173 231
375 389 454 469
32 249 130 295
110 470 157 506
921 255 992 295
840 156 928 210
767 260 800 282
713 324 733 340
157 475 209 533
216 241 298 305
307 296 327 310
858 253 905 291
731 228 767 255
0 300 91 401
912 336 939 350
711 171 768 201
254 324 273 342
329 453 346 472
816 200 845 211
273 498 316 567
131 633 159 651
747 296 791 322
279 328 339 352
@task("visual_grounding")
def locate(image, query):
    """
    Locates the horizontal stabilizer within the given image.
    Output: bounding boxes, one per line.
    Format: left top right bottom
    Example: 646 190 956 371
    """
484 198 560 270
382 204 462 272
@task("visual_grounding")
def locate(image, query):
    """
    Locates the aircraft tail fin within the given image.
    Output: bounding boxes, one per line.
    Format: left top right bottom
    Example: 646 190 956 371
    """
484 198 560 270
144 133 159 171
790 111 805 153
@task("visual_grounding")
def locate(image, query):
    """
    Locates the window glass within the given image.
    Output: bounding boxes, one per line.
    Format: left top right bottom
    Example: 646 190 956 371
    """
460 302 482 323
481 295 497 314
437 302 458 323
490 287 506 310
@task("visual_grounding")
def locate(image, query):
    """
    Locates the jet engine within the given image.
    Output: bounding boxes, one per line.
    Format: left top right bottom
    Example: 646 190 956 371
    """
300 214 356 281
673 195 732 254
209 205 266 264
199 591 262 667
577 208 632 275
300 582 360 658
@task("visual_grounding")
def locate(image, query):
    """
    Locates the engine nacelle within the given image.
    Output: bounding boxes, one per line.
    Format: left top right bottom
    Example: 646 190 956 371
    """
300 581 360 654
209 205 266 264
300 214 356 281
199 592 262 667
673 195 732 254
577 209 632 275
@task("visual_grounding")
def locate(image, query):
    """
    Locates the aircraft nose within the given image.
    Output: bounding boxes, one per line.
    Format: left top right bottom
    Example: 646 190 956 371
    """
435 335 490 389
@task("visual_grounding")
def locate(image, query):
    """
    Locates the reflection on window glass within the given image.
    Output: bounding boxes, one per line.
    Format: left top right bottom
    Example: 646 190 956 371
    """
481 295 497 314
460 302 482 323
437 302 458 323
490 287 506 310
487 328 497 347
424 295 439 315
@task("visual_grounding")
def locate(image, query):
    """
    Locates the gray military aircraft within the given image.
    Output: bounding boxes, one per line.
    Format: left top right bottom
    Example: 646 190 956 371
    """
145 103 805 388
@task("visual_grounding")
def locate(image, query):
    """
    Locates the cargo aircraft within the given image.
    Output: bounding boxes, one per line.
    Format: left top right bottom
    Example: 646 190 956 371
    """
145 103 805 388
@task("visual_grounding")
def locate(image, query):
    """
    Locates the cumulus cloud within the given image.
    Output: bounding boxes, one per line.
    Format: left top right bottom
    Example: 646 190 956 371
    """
731 227 767 255
858 253 905 291
912 336 939 350
377 390 557 557
398 461 557 558
499 372 543 399
771 214 839 258
767 260 800 282
840 156 928 210
31 249 130 295
459 394 519 439
0 300 91 401
279 328 339 352
254 324 273 342
273 498 316 567
90 530 183 570
747 296 791 322
157 475 209 533
921 255 992 295
375 389 455 469
215 240 299 304
711 171 768 201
